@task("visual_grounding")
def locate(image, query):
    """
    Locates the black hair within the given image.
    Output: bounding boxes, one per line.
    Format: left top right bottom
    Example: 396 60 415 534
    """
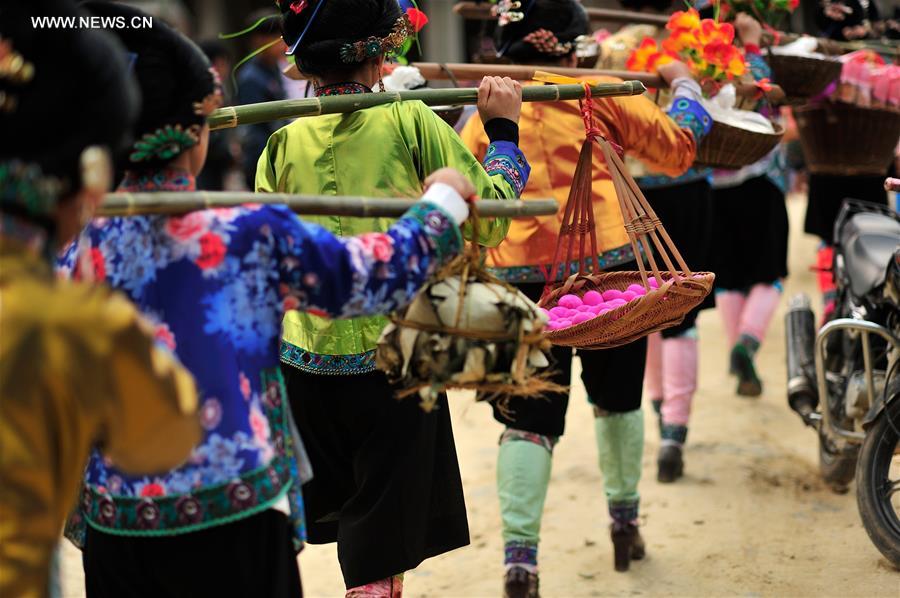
618 0 675 12
199 39 229 62
0 0 138 210
82 1 218 171
497 0 589 63
280 0 401 77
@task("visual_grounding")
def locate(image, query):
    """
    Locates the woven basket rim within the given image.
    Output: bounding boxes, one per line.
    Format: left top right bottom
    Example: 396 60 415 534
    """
710 119 785 138
793 101 900 118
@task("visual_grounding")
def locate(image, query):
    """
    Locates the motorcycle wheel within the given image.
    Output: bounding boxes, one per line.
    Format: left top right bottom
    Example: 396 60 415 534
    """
818 428 859 493
856 398 900 567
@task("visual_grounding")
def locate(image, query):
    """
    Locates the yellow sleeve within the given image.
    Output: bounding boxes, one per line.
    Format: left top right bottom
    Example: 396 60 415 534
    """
597 94 698 178
101 297 201 475
403 103 512 247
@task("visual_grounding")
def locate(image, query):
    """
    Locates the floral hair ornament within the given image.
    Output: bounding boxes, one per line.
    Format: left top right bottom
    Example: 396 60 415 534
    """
129 124 201 163
193 67 225 116
0 36 35 113
523 29 576 56
289 0 308 14
339 13 413 64
493 0 525 26
0 160 62 218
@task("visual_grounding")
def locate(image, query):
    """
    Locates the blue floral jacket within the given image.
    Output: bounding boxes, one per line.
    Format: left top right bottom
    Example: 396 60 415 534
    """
61 169 462 548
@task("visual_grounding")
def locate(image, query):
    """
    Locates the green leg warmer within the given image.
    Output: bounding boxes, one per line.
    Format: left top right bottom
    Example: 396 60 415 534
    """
497 437 553 546
593 409 644 507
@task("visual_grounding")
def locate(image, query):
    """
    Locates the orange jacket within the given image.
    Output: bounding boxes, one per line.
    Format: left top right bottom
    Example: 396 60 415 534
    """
460 78 698 279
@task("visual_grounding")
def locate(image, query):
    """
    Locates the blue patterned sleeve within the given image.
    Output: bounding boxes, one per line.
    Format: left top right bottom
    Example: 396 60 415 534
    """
667 97 713 143
746 51 772 83
266 202 463 319
483 141 531 198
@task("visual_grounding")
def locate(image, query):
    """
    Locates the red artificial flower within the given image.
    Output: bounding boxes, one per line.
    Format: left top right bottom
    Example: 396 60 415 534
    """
289 1 307 14
196 232 226 270
406 7 428 32
140 483 166 498
754 77 774 93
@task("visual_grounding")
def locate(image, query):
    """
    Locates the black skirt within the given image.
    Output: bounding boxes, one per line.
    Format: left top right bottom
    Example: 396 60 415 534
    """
804 173 888 244
282 367 469 589
83 510 302 598
711 175 789 290
642 178 716 328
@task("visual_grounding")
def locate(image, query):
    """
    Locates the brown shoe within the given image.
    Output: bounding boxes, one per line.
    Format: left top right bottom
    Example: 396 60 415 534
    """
503 566 539 598
610 522 646 572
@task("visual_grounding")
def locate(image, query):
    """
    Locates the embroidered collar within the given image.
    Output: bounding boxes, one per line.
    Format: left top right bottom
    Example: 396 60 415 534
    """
314 82 372 97
119 168 196 193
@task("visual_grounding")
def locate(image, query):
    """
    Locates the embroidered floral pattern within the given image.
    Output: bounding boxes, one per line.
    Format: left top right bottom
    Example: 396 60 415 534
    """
484 141 530 197
667 98 712 143
488 244 639 284
314 82 372 97
60 169 462 544
280 343 378 375
339 14 413 64
504 540 538 566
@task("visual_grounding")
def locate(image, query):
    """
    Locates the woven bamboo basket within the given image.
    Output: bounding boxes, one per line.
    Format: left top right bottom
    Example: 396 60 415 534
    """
795 101 900 176
766 54 842 104
539 135 714 350
695 120 785 170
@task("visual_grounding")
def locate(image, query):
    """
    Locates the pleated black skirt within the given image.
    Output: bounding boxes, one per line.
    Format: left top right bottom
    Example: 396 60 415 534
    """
83 510 302 598
642 178 716 326
711 175 790 290
282 366 469 589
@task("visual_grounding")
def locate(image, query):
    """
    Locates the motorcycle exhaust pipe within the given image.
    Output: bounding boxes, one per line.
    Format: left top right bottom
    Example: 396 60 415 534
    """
785 294 819 425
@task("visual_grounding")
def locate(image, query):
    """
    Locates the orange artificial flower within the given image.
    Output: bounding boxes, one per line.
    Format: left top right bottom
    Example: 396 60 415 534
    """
666 8 701 33
626 37 661 71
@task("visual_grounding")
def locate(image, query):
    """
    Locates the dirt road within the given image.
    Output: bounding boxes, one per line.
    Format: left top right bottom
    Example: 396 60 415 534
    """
61 196 899 596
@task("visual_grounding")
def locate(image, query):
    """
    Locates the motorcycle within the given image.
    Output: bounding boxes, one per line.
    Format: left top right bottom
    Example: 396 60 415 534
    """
785 191 900 567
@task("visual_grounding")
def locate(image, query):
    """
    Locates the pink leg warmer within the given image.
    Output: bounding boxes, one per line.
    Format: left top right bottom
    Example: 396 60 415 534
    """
738 284 782 344
645 332 663 401
716 291 746 346
660 336 698 427
346 575 404 598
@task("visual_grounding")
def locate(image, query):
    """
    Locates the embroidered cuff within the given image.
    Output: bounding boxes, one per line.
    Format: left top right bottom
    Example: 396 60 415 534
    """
668 97 713 142
746 52 772 82
421 182 468 226
484 141 531 197
403 200 464 265
484 117 520 146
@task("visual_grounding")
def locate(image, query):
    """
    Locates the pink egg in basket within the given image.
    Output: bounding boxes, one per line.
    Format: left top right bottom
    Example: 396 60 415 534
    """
606 298 627 309
602 289 624 302
576 304 594 313
558 294 582 309
621 291 637 302
648 277 660 289
572 312 594 324
626 284 647 296
557 318 573 329
582 290 604 306
549 306 569 318
597 308 612 316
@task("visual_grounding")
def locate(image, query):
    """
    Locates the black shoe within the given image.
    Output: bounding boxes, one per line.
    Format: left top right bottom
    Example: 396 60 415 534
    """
503 566 539 598
657 445 684 483
731 343 762 397
610 522 646 572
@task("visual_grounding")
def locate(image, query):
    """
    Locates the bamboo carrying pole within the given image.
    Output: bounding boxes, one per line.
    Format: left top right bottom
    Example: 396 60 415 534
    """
408 62 786 103
98 192 560 218
413 62 666 87
207 81 646 130
452 1 899 56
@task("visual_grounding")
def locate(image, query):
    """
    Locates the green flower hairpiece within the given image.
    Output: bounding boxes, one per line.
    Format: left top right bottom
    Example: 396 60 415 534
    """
129 124 200 163
0 160 61 217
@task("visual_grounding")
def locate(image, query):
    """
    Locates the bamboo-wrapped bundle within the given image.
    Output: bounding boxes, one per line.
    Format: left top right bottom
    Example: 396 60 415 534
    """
99 191 560 218
207 81 647 130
